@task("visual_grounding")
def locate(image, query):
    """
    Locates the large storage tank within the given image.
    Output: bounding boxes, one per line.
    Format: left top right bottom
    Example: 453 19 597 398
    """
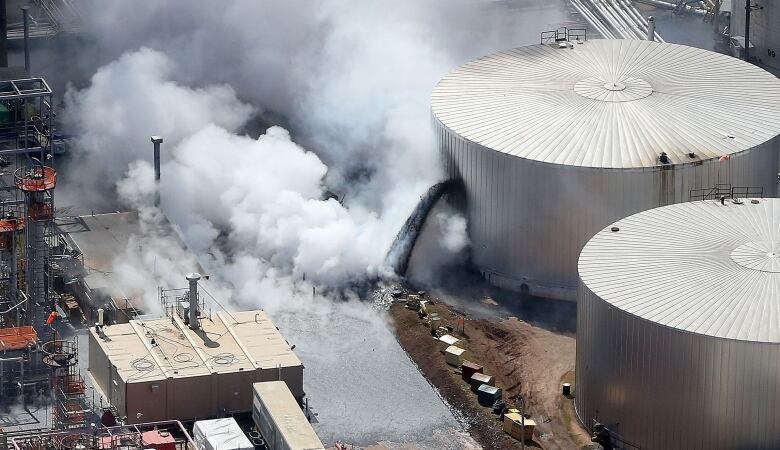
576 198 780 449
432 39 780 300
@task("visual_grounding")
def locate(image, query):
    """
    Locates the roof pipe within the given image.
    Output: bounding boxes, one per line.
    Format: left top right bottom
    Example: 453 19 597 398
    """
151 136 163 208
186 273 201 330
647 16 656 41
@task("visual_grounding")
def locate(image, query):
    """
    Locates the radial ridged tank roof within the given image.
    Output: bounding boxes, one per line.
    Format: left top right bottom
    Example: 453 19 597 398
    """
579 199 780 342
431 39 780 169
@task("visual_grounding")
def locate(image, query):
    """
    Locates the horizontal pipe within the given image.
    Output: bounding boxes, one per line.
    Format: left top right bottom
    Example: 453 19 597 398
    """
569 0 617 39
573 0 616 39
633 0 708 16
592 0 640 39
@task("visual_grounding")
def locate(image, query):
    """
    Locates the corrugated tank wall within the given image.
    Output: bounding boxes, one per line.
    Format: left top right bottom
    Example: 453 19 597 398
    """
435 118 779 300
575 279 780 450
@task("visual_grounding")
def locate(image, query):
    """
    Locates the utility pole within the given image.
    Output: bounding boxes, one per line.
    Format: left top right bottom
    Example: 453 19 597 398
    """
0 0 7 67
21 6 29 73
518 394 526 450
744 1 763 62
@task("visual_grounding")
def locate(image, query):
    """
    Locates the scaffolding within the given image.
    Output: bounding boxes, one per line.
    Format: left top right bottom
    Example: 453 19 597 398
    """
15 164 56 331
42 338 89 430
0 76 58 423
0 216 24 327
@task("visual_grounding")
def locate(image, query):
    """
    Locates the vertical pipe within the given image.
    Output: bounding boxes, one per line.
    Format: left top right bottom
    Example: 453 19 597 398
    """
21 6 29 73
186 273 200 330
713 0 721 34
151 136 163 207
8 225 15 312
647 16 656 41
0 0 7 68
744 0 751 61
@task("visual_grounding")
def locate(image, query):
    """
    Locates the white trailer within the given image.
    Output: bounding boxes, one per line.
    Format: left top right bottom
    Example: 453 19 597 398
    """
252 381 324 450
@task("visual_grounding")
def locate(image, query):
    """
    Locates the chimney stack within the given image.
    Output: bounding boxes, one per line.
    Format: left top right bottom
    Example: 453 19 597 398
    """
647 16 655 42
186 272 201 330
151 136 163 207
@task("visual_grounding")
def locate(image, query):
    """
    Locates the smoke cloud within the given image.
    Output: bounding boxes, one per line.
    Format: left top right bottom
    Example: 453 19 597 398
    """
57 0 565 445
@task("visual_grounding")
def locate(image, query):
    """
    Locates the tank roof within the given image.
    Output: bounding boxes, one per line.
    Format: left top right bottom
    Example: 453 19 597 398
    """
579 198 780 342
431 40 780 169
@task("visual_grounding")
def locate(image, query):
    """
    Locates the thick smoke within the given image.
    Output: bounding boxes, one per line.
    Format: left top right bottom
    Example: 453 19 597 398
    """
437 212 470 254
59 1 564 444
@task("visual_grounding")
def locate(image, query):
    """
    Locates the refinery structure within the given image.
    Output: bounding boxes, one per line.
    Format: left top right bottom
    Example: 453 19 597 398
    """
0 1 779 450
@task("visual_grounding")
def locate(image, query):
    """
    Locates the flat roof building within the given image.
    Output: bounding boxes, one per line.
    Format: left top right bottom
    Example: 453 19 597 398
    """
89 309 303 424
59 211 206 322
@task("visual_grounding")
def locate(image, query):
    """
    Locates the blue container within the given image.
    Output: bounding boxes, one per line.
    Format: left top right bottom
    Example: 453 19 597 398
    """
477 384 502 407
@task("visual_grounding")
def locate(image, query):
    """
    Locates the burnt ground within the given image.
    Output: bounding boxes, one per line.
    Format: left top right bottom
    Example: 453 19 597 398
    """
389 299 591 450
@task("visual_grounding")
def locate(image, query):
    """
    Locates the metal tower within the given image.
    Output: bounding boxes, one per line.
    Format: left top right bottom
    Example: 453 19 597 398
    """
42 337 89 430
14 163 55 328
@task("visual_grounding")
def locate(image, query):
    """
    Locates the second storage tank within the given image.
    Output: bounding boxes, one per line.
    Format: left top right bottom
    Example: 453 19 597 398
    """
576 198 780 449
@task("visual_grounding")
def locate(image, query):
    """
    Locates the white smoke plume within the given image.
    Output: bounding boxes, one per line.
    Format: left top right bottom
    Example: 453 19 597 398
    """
58 0 565 444
437 212 470 254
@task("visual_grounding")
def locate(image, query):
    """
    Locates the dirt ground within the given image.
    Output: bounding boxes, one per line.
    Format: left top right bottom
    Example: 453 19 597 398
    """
389 300 591 450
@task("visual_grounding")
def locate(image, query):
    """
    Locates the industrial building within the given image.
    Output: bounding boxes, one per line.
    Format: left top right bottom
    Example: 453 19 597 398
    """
432 37 780 300
88 276 304 424
576 198 780 449
58 211 207 323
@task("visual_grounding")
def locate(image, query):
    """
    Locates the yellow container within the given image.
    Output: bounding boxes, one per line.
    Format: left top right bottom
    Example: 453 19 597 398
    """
503 413 536 442
444 345 469 367
438 334 460 352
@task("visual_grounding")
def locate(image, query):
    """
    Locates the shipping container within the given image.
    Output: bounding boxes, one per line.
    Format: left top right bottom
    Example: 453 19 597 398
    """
469 373 494 392
477 384 501 407
503 413 536 442
444 346 469 367
437 334 460 352
460 361 482 382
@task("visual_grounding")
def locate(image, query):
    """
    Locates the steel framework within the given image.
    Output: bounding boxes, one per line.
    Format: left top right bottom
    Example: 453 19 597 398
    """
9 421 194 450
42 338 89 430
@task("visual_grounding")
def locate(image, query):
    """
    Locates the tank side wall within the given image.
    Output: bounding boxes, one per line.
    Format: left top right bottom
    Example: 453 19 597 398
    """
576 279 780 450
435 115 779 300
